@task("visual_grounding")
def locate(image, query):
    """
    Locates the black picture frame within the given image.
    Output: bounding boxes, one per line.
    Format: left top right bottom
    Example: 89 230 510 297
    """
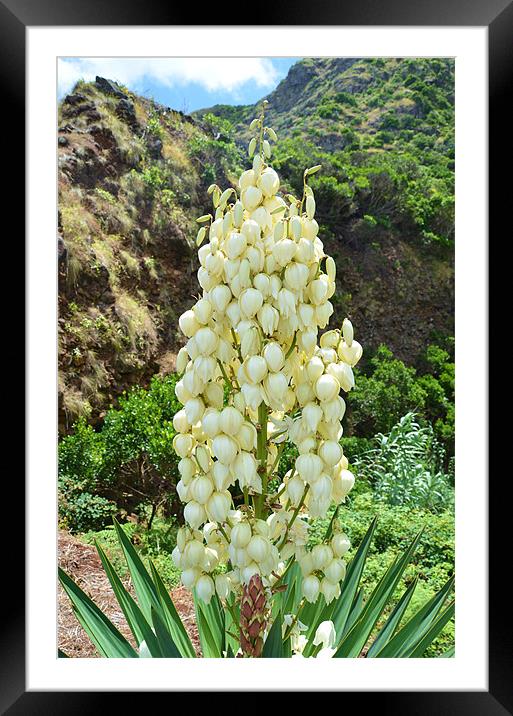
3 0 503 710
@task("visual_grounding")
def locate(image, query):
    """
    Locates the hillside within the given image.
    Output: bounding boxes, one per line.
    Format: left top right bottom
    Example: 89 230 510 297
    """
58 59 454 433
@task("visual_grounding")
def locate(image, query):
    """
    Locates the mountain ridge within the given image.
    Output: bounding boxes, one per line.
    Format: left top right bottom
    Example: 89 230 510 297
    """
57 59 454 432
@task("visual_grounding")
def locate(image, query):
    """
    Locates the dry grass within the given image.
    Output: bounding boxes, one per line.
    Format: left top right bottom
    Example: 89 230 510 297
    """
114 291 158 352
58 530 201 657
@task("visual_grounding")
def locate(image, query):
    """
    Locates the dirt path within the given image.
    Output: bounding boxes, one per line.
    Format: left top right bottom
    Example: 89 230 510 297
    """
58 530 200 657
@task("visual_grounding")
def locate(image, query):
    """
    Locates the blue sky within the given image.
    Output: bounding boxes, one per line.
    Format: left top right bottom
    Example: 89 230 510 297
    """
58 58 299 112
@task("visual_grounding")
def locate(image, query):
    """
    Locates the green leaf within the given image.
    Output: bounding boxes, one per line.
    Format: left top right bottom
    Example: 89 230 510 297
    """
262 613 284 657
366 576 419 657
224 596 240 656
149 561 196 658
376 576 454 658
202 594 225 652
193 593 225 658
408 601 455 658
59 567 138 658
331 517 377 640
113 519 160 623
96 541 162 657
150 607 182 657
343 588 365 638
57 649 69 658
334 530 423 657
439 644 455 658
194 600 222 658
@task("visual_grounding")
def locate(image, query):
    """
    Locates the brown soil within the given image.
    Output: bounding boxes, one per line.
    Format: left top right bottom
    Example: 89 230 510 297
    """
58 530 200 657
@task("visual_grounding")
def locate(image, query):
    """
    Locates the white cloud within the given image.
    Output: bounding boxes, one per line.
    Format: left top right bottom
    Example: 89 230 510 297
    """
57 57 279 98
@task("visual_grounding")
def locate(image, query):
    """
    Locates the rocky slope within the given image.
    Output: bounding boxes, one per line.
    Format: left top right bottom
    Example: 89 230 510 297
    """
58 60 454 433
58 77 242 432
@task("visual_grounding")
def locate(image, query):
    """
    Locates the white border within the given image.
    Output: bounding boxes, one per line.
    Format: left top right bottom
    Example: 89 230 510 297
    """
27 26 487 691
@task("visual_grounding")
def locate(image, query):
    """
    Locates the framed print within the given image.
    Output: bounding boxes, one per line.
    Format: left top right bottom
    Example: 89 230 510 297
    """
1 0 506 709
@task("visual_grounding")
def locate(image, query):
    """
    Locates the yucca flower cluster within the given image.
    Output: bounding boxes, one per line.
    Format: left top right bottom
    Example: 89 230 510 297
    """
171 103 362 617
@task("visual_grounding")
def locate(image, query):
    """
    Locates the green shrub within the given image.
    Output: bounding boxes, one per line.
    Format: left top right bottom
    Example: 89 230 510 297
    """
347 343 455 459
353 412 453 512
59 374 183 533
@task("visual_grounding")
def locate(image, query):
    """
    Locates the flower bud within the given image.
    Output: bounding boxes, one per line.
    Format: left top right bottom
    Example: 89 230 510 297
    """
220 406 244 436
247 535 270 563
184 501 206 529
193 298 213 325
212 435 238 465
242 185 263 212
338 340 363 367
173 409 189 434
258 304 279 336
318 440 343 467
320 578 341 604
313 620 336 650
210 285 232 313
178 457 196 481
287 475 306 506
238 421 257 451
342 318 353 346
195 445 212 473
315 374 340 402
191 475 214 505
257 167 279 197
231 521 252 549
327 362 355 393
245 355 268 384
176 346 189 373
311 544 333 570
181 567 200 589
203 381 224 409
306 195 316 220
173 434 193 458
201 409 221 438
303 574 321 603
324 558 346 585
215 573 231 600
240 288 264 318
184 397 204 425
295 453 323 481
233 200 244 227
206 491 231 522
179 310 200 338
212 461 231 491
196 574 215 604
331 532 351 558
239 169 256 191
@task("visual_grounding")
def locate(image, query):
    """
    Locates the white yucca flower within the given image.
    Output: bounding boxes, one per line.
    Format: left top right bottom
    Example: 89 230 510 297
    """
172 107 362 609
